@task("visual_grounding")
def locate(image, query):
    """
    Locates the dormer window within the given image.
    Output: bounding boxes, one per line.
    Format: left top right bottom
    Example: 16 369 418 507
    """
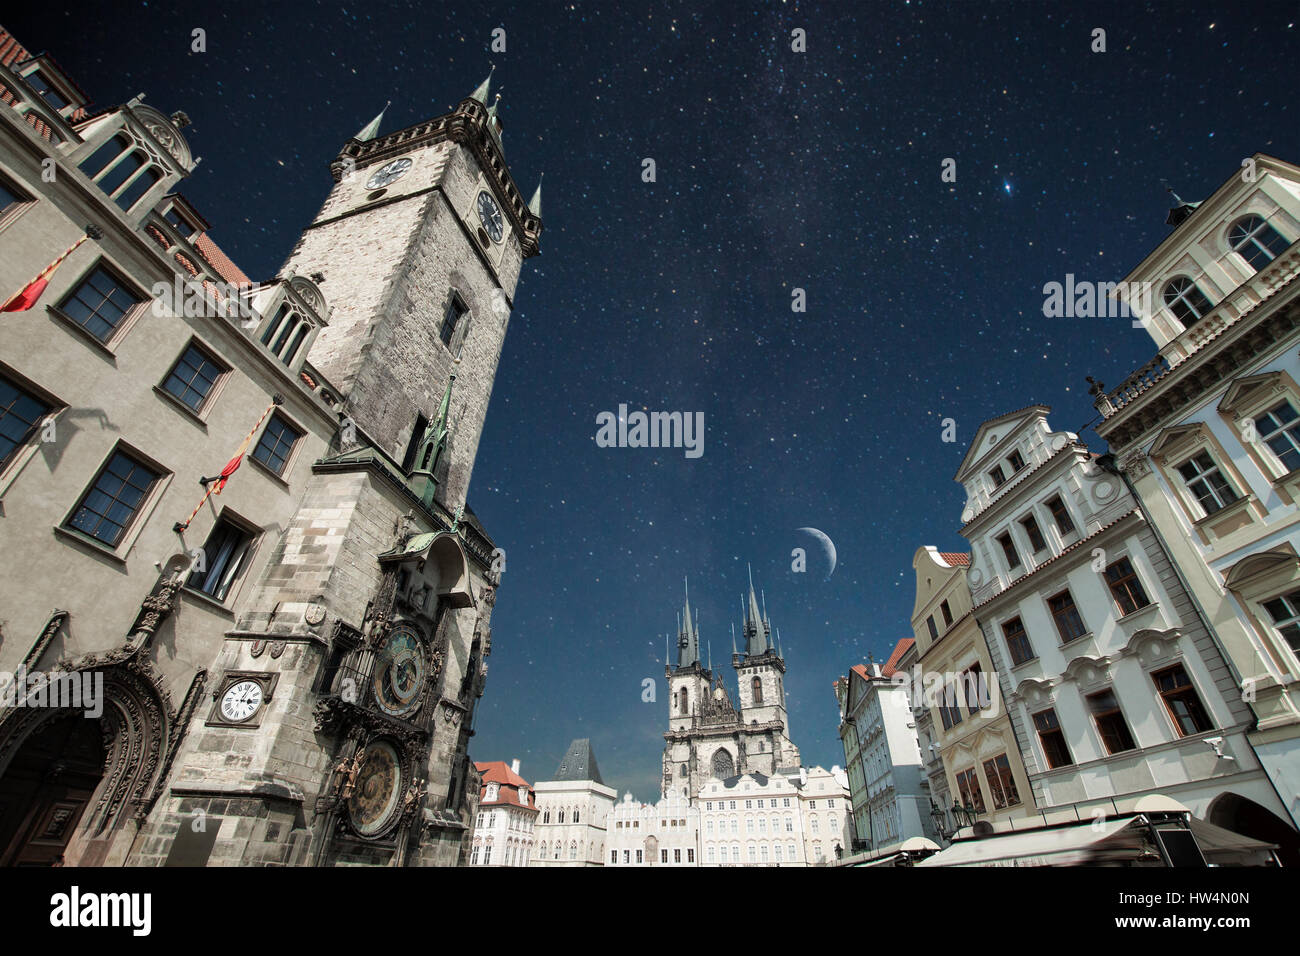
78 134 162 213
163 203 200 241
1007 449 1025 473
1228 215 1291 272
988 464 1007 489
26 70 68 111
259 303 311 366
1162 276 1214 328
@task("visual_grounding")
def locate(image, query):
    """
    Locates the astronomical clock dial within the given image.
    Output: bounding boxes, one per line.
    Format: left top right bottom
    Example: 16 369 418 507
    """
364 157 412 189
219 679 263 722
347 741 403 837
372 624 426 717
476 190 504 243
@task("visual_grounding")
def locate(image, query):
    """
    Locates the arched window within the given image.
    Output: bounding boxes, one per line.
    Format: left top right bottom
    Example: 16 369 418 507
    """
568 841 578 860
711 748 735 779
543 811 550 824
678 687 688 714
557 810 564 823
1229 215 1291 271
752 676 763 705
78 134 131 181
1162 276 1214 327
573 809 580 823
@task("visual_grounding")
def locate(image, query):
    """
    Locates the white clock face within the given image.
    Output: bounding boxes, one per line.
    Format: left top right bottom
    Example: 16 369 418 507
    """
365 157 412 189
220 679 264 722
476 190 504 243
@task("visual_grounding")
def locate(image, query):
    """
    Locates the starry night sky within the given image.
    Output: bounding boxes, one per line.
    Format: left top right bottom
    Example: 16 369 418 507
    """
11 1 1298 800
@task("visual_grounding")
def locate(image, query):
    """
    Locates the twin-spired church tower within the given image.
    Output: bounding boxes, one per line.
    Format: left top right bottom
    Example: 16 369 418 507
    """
661 578 802 800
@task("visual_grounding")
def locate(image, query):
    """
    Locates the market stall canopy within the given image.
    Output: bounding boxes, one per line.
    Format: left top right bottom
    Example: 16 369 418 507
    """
916 817 1145 867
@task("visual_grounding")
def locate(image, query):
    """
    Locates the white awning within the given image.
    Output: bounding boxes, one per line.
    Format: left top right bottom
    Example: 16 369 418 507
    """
916 817 1144 867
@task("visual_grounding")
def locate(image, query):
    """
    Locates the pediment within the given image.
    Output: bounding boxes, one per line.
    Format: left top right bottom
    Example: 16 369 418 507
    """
953 405 1050 481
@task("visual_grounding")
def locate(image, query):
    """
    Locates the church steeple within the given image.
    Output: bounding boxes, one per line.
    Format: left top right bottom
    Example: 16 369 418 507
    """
676 578 701 668
469 66 495 105
742 565 774 657
354 101 390 142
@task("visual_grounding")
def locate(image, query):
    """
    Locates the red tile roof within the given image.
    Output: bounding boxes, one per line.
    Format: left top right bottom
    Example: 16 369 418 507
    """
937 552 970 567
194 232 252 285
474 760 538 812
881 638 914 677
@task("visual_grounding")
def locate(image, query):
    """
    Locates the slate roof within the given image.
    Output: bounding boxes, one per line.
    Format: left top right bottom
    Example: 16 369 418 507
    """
552 738 604 785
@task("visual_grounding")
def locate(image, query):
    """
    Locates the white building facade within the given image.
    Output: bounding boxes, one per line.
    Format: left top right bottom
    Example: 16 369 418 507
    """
958 407 1292 847
530 739 616 867
470 759 538 866
606 790 698 866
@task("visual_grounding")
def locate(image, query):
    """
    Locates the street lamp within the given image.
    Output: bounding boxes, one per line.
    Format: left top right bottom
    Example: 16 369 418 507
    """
950 800 979 829
929 801 949 839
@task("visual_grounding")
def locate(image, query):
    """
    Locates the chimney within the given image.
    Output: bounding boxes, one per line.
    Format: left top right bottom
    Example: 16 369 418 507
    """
510 758 520 775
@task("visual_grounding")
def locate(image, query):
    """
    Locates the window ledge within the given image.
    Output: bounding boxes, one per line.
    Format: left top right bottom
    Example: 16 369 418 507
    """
1116 603 1160 625
180 585 236 616
247 453 291 488
1192 493 1256 528
152 384 209 428
1058 631 1095 649
46 304 119 358
1009 656 1041 671
52 523 126 564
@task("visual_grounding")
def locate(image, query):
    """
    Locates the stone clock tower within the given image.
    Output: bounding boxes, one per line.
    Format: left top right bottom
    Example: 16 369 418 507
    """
131 74 542 867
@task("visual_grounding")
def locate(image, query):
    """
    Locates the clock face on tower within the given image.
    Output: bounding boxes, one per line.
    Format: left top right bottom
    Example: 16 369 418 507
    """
372 624 426 717
347 741 403 837
220 680 263 722
476 190 504 243
365 157 412 189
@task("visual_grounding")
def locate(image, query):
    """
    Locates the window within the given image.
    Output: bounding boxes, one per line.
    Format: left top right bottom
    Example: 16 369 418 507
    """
1087 689 1137 754
25 70 69 111
636 849 643 863
1262 590 1300 654
998 616 1029 671
961 664 986 715
997 532 1020 570
751 676 763 705
1048 589 1087 643
1007 449 1026 473
622 849 629 864
1177 451 1238 516
1254 400 1300 473
66 449 161 547
1021 514 1047 553
940 600 953 627
661 849 668 863
1033 708 1073 768
747 846 757 863
707 846 715 864
988 464 1007 488
440 293 467 348
186 516 256 602
1045 495 1075 535
1153 665 1212 736
954 768 986 814
1163 276 1214 327
1229 215 1291 271
573 810 580 823
1105 557 1151 615
981 754 1021 809
251 413 303 477
161 342 227 413
673 848 681 863
58 265 143 343
0 176 28 217
687 848 694 863
0 373 52 471
926 615 938 640
937 678 963 730
78 135 130 182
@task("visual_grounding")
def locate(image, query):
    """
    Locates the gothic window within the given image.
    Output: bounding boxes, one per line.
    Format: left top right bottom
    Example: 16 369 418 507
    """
1162 276 1214 327
557 810 565 823
76 134 160 212
440 292 468 348
543 811 550 823
678 687 688 714
751 677 763 705
710 748 734 779
573 809 580 823
1229 215 1291 271
400 413 430 473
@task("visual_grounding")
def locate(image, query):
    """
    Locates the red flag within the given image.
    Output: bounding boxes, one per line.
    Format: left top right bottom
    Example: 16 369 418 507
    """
1 275 50 313
2 227 99 313
214 452 243 493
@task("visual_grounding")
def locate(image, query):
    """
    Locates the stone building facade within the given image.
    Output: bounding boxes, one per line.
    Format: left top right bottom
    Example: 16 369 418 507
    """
606 789 698 866
0 24 541 866
530 739 616 866
661 579 801 800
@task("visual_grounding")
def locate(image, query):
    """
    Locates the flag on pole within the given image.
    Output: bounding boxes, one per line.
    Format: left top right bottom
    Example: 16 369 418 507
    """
1 225 102 313
174 395 284 532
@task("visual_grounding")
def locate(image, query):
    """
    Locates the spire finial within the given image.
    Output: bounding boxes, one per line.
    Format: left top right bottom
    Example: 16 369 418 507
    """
354 100 390 142
470 65 495 105
528 172 543 217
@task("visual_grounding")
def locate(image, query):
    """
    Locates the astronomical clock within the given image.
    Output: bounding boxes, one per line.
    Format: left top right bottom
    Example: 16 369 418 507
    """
312 520 477 852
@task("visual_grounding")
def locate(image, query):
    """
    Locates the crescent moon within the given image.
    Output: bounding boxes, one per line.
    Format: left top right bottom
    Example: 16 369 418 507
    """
796 527 837 580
